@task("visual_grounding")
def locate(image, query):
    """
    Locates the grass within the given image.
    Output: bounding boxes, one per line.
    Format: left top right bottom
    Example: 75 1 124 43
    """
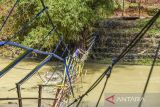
133 18 160 37
99 17 160 37
97 26 160 38
88 58 160 66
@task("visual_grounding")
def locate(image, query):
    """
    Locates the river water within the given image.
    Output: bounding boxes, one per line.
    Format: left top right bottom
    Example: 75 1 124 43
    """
0 58 160 107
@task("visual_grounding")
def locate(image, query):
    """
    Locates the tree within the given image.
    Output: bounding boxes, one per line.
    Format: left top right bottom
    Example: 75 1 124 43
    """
0 0 115 51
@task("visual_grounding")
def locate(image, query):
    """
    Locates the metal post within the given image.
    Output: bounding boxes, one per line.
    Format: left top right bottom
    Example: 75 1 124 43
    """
122 0 125 17
16 84 22 107
38 85 42 107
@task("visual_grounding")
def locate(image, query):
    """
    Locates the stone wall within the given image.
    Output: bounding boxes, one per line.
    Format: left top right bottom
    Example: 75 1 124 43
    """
90 18 160 64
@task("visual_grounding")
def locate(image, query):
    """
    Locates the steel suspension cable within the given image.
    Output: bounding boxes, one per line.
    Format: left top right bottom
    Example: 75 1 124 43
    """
39 0 70 55
0 7 48 47
138 42 160 107
115 10 160 64
95 68 112 107
0 0 19 32
67 10 160 107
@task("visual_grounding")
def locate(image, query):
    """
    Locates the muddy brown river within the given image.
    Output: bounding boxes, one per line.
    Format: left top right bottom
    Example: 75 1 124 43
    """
0 58 160 107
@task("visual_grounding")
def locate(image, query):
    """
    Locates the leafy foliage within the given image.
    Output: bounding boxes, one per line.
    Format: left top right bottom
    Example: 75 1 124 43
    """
0 0 115 51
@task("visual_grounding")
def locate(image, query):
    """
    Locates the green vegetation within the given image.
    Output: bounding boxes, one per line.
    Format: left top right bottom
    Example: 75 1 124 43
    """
135 18 160 36
90 57 160 65
96 17 160 37
0 0 160 65
0 0 115 51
